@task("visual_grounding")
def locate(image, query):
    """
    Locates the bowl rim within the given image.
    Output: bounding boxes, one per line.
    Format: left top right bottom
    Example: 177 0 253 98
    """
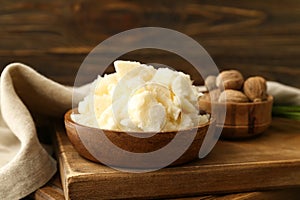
65 108 214 135
199 94 273 106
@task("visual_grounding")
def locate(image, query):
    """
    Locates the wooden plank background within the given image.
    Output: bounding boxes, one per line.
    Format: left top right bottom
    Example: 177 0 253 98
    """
0 0 299 87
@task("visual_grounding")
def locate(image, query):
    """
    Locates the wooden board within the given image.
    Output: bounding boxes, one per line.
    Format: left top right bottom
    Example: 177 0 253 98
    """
34 174 65 200
54 118 300 199
34 173 300 200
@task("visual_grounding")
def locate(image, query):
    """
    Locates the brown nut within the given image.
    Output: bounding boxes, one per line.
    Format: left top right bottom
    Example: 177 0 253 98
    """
253 98 262 103
205 75 217 91
200 93 211 101
216 70 244 90
218 89 249 103
243 76 267 101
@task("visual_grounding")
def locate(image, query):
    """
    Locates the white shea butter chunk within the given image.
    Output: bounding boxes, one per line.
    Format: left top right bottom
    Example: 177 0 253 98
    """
128 90 166 132
72 60 209 132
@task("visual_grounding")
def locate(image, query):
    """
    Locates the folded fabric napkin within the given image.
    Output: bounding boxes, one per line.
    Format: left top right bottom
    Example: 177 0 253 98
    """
0 63 74 199
267 81 300 120
267 81 300 106
0 63 299 199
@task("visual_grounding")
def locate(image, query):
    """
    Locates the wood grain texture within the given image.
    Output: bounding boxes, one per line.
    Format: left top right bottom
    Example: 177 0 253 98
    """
174 188 300 200
34 175 65 200
54 118 300 199
199 95 273 139
0 0 299 87
34 173 300 200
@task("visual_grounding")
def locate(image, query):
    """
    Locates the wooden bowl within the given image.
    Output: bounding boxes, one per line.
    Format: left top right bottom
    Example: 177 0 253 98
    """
199 95 273 139
64 109 215 169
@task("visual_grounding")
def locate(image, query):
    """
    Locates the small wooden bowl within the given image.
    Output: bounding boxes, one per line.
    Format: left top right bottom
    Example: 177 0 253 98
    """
199 95 273 139
64 109 215 169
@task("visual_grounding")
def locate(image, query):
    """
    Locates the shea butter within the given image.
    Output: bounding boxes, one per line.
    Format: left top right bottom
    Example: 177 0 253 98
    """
72 60 209 132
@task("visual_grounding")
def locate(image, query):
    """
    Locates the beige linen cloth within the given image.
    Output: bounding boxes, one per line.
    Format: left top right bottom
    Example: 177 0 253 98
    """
0 63 299 199
0 63 75 199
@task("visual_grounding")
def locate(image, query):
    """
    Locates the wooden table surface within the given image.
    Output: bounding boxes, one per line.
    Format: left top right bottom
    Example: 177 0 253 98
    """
49 117 300 199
